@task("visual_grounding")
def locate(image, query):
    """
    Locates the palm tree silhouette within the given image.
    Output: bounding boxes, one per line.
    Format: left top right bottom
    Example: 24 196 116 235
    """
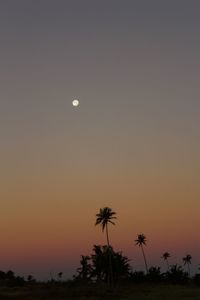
135 234 148 273
183 254 192 276
95 207 116 247
161 252 171 270
77 255 92 281
95 207 116 284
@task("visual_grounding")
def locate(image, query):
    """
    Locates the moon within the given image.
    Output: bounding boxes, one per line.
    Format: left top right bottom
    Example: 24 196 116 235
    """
72 99 79 107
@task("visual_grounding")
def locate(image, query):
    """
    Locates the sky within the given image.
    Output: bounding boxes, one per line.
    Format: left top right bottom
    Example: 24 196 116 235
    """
0 0 200 280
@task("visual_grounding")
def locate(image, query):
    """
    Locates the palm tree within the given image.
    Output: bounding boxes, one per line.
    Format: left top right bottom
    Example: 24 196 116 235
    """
95 207 117 284
77 255 92 281
95 207 116 247
183 254 192 276
161 252 170 270
91 244 130 283
135 234 148 273
91 245 104 281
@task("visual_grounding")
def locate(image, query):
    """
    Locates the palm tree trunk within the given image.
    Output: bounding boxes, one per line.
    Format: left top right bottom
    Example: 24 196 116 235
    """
187 263 190 277
105 224 113 286
166 259 169 270
106 223 110 247
141 245 148 274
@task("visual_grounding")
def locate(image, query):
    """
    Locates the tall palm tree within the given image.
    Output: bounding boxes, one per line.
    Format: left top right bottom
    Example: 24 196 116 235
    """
161 252 170 270
135 234 148 273
95 207 116 247
183 254 192 276
95 207 117 284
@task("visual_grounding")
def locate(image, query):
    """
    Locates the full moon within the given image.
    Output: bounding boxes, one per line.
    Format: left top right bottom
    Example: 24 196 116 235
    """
72 99 79 107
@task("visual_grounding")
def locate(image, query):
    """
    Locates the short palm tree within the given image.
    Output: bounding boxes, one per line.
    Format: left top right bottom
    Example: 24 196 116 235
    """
77 255 92 281
95 207 116 247
183 254 192 276
135 234 148 273
161 252 170 270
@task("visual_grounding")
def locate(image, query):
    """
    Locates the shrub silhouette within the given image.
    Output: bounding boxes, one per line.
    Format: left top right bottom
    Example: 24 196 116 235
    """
146 266 162 282
0 270 25 287
129 271 146 283
166 264 189 284
76 245 130 283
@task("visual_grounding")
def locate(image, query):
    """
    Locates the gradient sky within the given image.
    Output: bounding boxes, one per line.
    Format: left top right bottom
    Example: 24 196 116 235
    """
0 0 200 280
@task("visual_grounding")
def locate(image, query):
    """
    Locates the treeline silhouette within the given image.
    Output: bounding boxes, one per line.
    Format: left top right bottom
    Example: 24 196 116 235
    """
0 207 199 288
74 207 200 285
75 247 200 285
0 270 36 287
